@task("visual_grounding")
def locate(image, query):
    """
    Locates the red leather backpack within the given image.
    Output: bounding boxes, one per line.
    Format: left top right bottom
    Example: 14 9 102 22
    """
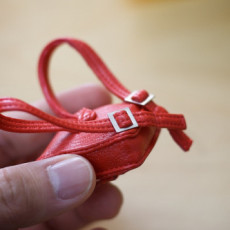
0 38 192 182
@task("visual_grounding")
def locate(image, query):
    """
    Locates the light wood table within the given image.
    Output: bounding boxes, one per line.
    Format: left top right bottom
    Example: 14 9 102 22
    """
0 0 229 229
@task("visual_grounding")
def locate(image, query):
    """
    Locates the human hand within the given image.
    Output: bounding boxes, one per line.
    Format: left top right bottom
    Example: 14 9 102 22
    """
0 84 123 230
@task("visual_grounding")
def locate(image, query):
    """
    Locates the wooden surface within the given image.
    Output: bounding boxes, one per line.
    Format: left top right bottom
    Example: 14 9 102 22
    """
0 0 230 229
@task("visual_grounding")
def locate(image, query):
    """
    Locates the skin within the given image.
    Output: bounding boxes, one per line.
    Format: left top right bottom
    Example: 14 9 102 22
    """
0 84 123 230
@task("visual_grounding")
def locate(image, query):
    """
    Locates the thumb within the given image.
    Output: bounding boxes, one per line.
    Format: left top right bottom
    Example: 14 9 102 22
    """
0 154 96 229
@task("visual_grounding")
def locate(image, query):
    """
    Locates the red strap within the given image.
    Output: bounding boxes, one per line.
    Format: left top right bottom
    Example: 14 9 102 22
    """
0 98 186 132
38 38 130 118
149 104 193 151
0 37 192 152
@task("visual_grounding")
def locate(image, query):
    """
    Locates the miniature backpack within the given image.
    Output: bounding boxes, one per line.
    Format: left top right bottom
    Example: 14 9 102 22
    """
0 38 192 181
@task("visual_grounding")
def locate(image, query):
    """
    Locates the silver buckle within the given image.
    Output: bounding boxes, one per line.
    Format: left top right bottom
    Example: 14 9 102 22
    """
108 107 138 133
125 90 155 106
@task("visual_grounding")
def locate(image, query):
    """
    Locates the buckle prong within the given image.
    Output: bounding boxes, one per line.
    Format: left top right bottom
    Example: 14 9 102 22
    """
108 107 138 133
125 90 155 106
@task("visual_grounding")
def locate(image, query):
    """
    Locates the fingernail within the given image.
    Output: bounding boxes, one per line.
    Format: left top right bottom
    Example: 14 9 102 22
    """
47 157 93 200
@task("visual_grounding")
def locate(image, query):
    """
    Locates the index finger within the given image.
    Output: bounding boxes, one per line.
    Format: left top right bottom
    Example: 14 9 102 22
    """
0 84 111 167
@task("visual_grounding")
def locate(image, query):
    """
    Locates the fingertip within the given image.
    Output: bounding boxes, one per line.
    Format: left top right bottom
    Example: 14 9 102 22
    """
77 183 123 222
0 154 97 229
34 83 112 116
57 83 112 113
47 155 96 201
94 183 123 219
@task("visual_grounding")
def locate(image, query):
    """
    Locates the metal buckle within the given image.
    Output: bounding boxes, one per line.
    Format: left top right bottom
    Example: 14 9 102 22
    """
125 90 155 106
108 107 138 133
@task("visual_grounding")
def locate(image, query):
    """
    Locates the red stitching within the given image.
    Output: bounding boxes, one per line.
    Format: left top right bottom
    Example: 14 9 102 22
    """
45 128 140 156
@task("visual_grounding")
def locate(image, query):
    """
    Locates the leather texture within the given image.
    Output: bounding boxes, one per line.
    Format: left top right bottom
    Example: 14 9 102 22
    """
0 38 193 181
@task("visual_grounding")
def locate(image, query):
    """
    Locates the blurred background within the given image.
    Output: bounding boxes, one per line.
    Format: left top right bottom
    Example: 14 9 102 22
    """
0 0 229 229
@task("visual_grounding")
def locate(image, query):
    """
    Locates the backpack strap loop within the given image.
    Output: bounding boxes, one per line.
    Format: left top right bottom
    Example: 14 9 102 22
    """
38 38 130 118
